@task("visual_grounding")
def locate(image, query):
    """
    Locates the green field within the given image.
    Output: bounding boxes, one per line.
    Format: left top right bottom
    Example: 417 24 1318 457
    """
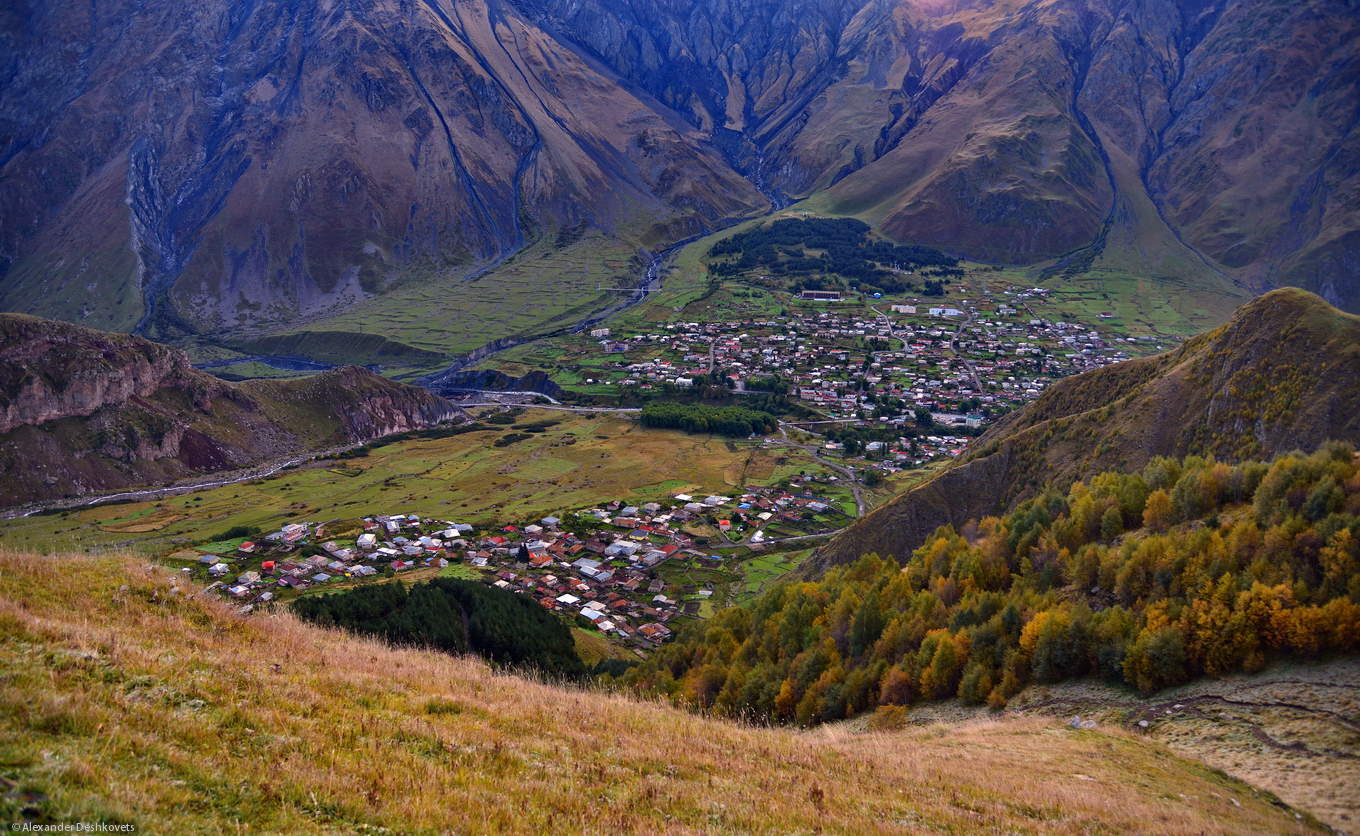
978 266 1247 343
252 232 645 378
1 410 833 557
732 548 813 603
653 544 817 619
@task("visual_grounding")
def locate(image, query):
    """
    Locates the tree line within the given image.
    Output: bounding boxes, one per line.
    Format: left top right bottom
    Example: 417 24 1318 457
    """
292 577 585 679
616 443 1360 724
640 401 779 437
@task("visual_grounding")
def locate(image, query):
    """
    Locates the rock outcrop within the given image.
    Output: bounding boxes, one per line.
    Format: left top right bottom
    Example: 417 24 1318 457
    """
0 314 213 434
0 314 465 506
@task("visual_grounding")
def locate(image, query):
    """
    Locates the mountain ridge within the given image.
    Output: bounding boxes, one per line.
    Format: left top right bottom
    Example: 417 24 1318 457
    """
527 0 1360 308
0 313 464 506
809 287 1360 571
0 0 768 339
2 0 1357 366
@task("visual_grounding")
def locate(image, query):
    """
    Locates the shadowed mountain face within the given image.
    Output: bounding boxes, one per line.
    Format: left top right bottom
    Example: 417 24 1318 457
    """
1 0 1358 344
528 0 1360 305
0 0 768 338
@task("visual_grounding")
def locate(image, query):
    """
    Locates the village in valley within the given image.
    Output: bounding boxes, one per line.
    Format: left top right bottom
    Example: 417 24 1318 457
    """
197 483 849 654
190 277 1165 656
26 220 1196 662
496 277 1159 475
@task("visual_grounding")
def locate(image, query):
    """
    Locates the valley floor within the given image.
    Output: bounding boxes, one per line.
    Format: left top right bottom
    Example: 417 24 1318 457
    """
0 550 1321 834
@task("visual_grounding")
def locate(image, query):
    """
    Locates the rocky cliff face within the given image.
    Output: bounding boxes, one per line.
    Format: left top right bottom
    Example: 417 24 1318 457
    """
253 365 466 441
0 314 213 434
526 0 1360 308
0 314 465 506
1 0 1357 342
808 288 1360 573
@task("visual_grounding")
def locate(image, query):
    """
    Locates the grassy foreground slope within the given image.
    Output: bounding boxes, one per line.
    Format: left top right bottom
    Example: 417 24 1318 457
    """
0 551 1315 834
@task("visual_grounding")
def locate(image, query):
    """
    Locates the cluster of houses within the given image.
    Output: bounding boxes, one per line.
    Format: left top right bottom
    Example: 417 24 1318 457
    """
555 294 1141 467
200 486 847 650
593 312 1136 422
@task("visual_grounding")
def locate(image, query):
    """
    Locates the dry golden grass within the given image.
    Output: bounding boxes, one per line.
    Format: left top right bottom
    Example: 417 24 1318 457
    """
0 549 1319 834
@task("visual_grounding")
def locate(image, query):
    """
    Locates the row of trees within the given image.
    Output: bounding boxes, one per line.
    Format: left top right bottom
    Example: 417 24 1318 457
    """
292 577 585 679
618 443 1360 725
640 401 778 437
605 380 812 418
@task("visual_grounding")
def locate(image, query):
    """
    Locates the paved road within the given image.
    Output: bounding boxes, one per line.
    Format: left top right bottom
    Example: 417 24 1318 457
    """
869 305 911 354
0 438 373 520
950 311 985 392
874 303 982 391
709 529 844 549
771 424 866 517
442 388 563 404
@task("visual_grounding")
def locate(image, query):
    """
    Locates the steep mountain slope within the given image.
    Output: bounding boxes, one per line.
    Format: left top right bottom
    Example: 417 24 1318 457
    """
526 0 1360 308
0 314 463 506
619 444 1360 825
1 0 1357 358
0 0 767 339
0 548 1318 833
811 287 1360 570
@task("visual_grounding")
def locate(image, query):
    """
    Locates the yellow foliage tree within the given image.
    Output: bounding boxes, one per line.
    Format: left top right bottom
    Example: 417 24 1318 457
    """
1143 489 1174 532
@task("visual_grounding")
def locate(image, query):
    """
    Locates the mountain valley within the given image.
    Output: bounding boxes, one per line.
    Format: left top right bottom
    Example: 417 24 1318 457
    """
2 0 1359 831
3 0 1358 377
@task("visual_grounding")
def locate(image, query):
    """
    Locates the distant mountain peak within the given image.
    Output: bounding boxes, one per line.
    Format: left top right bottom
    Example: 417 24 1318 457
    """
1 0 1357 357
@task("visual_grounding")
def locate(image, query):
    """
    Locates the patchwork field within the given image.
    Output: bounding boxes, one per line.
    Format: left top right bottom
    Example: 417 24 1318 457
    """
982 266 1248 343
0 410 838 557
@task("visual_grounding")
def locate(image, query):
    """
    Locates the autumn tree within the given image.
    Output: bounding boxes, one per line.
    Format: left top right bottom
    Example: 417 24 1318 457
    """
1142 489 1174 532
1123 625 1188 694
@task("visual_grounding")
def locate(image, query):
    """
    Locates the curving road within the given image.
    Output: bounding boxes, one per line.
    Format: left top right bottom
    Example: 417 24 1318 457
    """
771 422 866 517
1 438 379 521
